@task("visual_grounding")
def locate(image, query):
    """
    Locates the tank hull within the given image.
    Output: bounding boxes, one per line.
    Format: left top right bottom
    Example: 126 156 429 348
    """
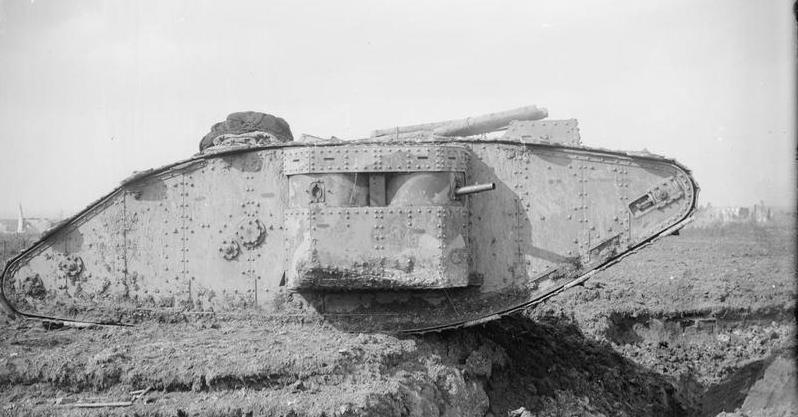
0 138 697 333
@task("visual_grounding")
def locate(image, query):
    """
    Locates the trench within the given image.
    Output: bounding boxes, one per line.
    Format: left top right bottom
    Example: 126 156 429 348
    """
603 307 794 347
598 308 794 416
440 307 794 417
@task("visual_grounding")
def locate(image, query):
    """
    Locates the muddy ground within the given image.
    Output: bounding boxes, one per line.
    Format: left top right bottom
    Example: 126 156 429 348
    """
0 220 795 417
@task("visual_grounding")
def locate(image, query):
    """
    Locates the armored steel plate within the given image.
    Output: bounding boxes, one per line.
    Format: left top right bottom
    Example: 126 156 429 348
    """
283 145 470 175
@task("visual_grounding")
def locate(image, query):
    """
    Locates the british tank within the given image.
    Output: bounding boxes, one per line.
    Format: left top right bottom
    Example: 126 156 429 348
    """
0 106 698 333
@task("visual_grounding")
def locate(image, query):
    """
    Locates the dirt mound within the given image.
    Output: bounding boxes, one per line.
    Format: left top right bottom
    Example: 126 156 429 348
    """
0 320 489 416
0 317 685 417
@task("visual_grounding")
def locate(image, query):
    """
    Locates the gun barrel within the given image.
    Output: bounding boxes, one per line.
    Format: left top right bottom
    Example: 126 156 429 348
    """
454 182 496 196
372 105 548 138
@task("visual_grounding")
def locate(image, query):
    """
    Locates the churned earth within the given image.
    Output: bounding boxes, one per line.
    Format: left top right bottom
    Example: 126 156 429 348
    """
0 219 795 417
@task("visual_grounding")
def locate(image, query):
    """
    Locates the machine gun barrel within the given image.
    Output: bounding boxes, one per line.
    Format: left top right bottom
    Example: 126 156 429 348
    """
454 182 496 196
372 105 548 138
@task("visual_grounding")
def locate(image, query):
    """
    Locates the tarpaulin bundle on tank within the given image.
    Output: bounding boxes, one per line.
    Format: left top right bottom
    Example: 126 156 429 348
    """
200 111 293 151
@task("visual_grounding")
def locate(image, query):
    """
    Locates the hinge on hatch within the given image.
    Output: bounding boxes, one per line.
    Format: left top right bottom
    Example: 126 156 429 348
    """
628 176 684 218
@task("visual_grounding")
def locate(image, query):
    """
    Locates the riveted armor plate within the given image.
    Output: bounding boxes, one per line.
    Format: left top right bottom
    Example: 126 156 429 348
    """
503 119 581 145
219 240 241 260
283 145 470 175
235 218 266 248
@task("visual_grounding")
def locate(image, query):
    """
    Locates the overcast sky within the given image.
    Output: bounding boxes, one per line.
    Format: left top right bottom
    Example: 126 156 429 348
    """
0 0 795 218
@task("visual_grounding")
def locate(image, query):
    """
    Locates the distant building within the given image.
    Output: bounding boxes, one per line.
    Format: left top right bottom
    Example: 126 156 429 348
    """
0 204 55 235
689 201 775 228
0 218 54 235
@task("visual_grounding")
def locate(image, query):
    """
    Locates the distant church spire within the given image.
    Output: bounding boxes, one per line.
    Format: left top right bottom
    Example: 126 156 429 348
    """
17 203 24 234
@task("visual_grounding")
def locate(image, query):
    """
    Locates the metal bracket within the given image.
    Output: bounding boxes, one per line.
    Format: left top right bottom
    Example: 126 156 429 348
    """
628 176 684 218
309 181 325 203
235 218 266 248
